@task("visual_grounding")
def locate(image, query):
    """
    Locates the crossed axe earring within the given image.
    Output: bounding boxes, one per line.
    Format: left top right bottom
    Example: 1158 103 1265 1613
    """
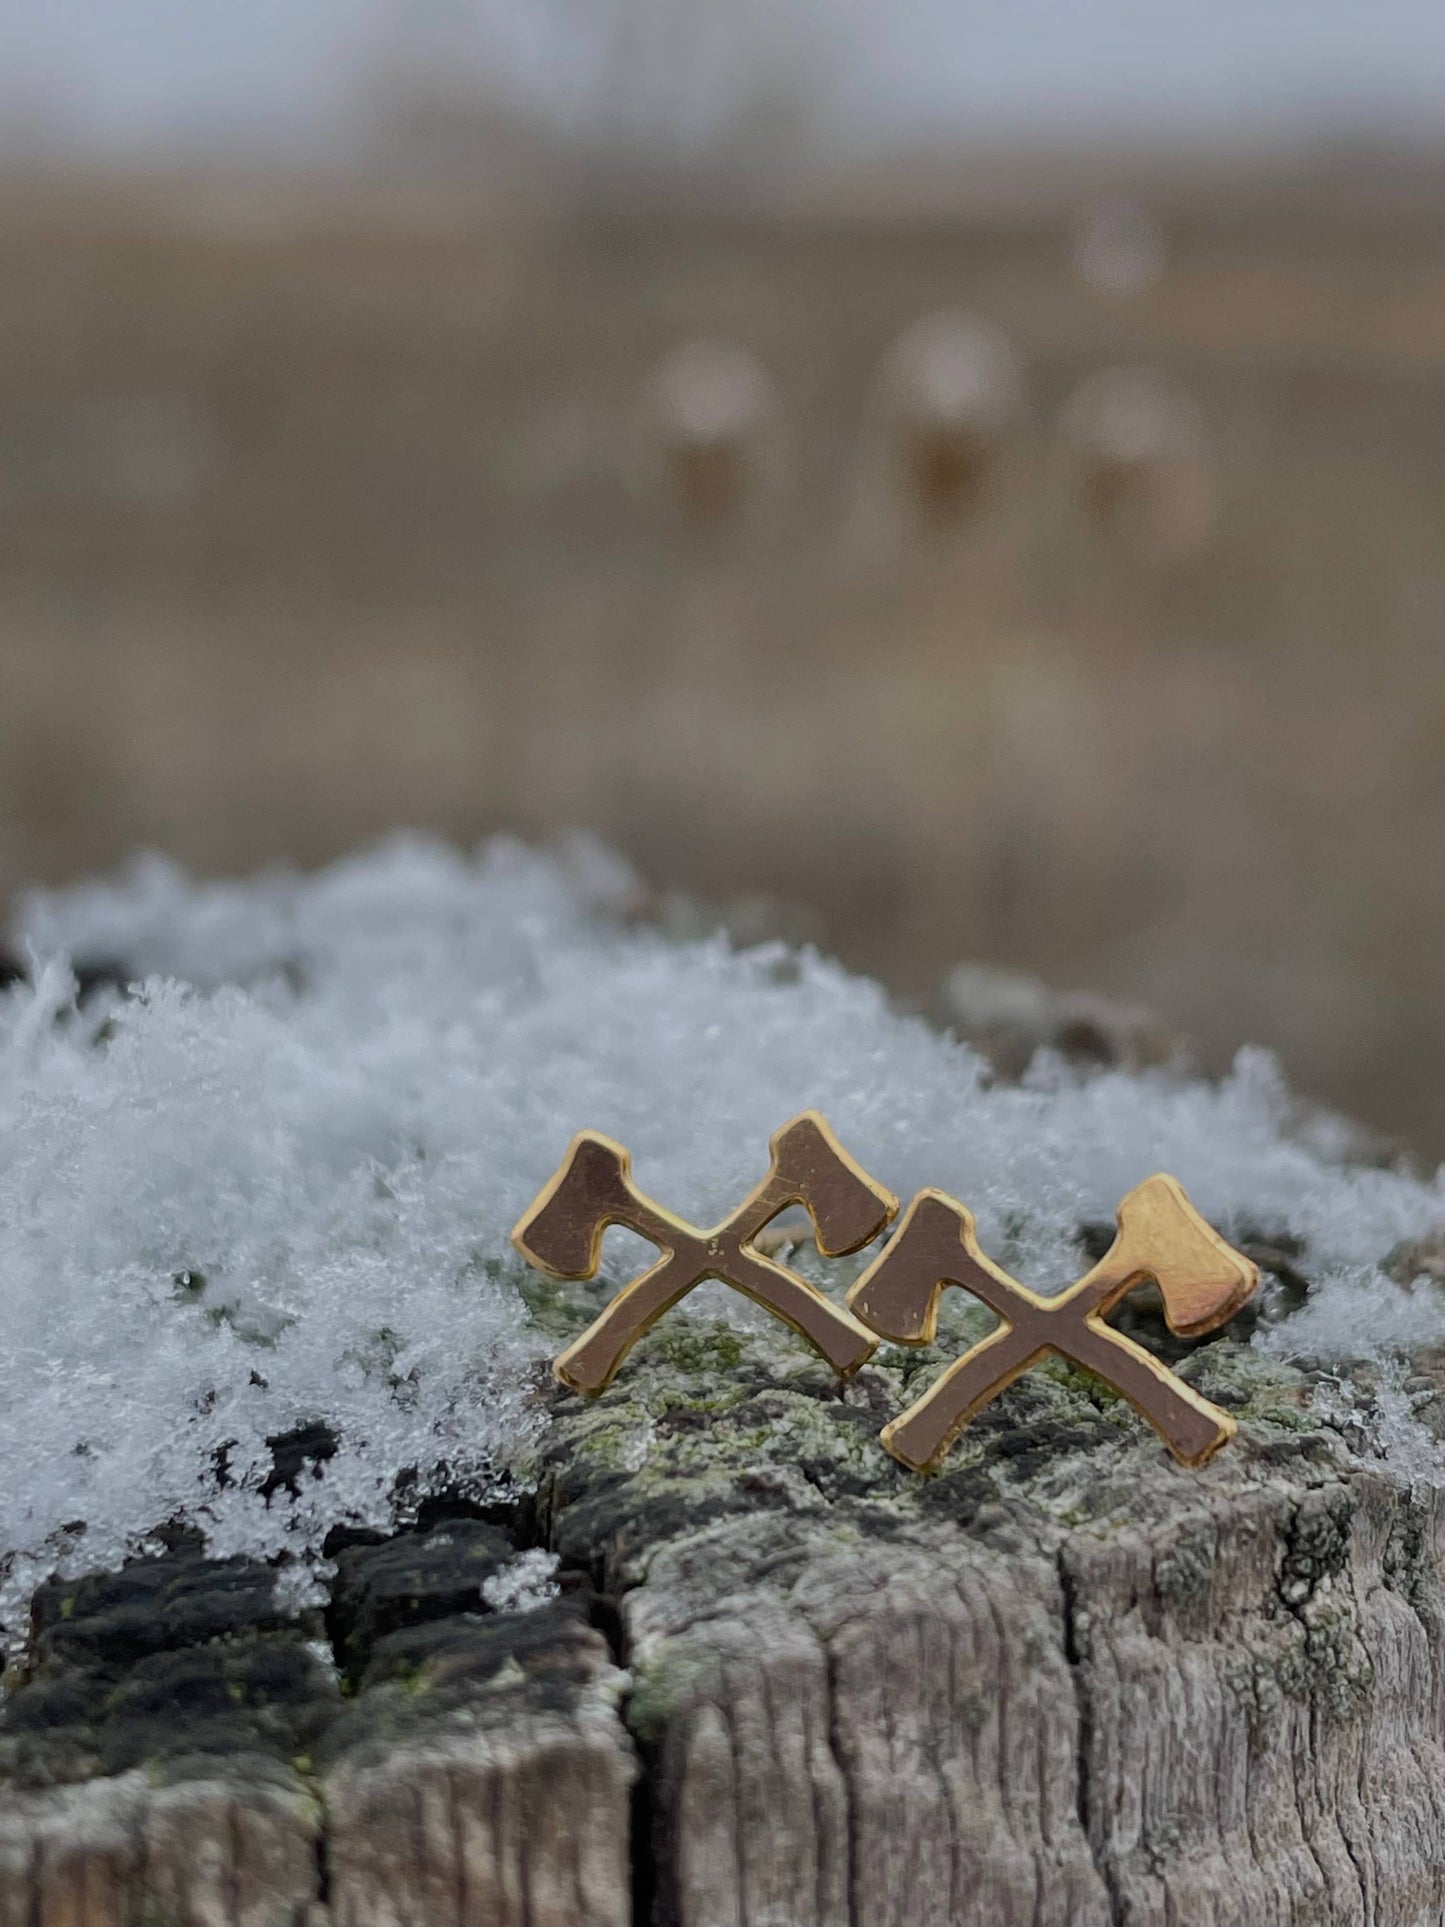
512 1112 897 1396
848 1175 1258 1470
512 1116 1259 1469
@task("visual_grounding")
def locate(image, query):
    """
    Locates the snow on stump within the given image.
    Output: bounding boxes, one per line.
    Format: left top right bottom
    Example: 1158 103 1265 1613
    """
2 839 1445 1922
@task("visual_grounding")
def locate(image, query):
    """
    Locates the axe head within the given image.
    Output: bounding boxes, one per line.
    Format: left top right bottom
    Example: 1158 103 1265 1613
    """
846 1190 988 1343
511 1132 639 1281
1098 1173 1259 1335
767 1112 898 1257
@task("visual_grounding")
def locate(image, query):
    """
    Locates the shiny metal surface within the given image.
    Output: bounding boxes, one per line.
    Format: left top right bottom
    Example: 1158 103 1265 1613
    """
850 1172 1259 1471
513 1111 897 1396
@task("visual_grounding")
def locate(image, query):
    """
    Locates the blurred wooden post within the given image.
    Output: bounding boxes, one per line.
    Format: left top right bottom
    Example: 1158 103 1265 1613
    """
1056 365 1213 565
642 339 777 533
876 312 1023 530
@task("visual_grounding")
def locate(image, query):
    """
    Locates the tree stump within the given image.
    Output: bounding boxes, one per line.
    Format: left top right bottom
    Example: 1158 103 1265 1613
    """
3 1292 1443 1924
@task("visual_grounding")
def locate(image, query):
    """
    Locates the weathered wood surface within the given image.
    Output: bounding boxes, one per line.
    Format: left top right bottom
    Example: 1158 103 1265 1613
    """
0 1523 635 1927
5 1285 1445 1923
0 1770 322 1927
539 1325 1445 1927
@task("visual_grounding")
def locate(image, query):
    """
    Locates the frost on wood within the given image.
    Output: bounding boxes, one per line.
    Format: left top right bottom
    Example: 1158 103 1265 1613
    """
3 834 1445 1636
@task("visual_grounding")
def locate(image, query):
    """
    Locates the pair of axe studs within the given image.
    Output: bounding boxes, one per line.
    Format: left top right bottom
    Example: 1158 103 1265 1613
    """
511 1111 1259 1471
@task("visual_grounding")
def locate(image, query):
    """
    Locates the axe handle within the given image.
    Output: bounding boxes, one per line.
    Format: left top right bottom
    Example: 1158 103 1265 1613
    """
1063 1320 1234 1466
554 1243 880 1396
881 1323 1043 1471
553 1252 699 1396
881 1315 1235 1472
731 1249 879 1378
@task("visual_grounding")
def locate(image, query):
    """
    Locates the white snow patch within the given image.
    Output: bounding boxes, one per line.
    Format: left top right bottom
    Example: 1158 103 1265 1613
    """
1307 1365 1445 1488
481 1548 561 1614
1 832 1445 1625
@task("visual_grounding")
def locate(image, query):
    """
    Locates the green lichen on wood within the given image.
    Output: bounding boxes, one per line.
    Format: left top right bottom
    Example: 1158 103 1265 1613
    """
1274 1607 1375 1721
549 1305 1314 1482
626 1641 714 1743
534 1293 1329 1620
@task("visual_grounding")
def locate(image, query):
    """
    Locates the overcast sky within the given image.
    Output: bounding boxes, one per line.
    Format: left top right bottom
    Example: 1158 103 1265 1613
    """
3 0 1445 152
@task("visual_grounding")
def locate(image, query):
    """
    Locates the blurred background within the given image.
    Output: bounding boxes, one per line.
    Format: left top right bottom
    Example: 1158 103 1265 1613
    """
1 0 1445 1148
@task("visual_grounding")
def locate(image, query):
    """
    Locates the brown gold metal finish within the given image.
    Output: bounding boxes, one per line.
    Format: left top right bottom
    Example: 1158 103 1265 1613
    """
848 1173 1259 1472
514 1112 899 1397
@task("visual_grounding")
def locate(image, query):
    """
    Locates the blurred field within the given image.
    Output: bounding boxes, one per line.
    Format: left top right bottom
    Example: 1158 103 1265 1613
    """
2 156 1445 1149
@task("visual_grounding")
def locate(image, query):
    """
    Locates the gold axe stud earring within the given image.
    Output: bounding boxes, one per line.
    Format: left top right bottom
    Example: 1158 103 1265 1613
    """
848 1174 1259 1472
512 1112 899 1396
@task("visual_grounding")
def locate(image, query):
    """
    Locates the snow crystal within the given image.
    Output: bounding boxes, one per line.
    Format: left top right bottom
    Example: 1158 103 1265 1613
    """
1305 1365 1445 1488
481 1548 561 1614
3 831 1445 1632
